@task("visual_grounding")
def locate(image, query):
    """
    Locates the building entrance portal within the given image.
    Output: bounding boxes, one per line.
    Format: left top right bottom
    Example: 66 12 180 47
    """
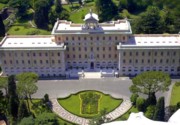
90 62 94 69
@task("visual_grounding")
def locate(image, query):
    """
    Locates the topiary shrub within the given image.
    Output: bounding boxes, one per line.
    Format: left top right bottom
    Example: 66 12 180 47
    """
136 97 146 112
130 93 139 106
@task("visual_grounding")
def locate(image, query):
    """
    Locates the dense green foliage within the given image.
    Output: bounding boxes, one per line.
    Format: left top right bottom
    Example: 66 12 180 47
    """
18 100 29 121
55 0 62 13
130 93 138 105
145 105 156 119
136 97 145 111
95 0 118 22
34 0 50 28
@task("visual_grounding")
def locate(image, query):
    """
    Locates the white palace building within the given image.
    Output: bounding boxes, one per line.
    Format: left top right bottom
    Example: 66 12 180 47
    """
0 11 180 78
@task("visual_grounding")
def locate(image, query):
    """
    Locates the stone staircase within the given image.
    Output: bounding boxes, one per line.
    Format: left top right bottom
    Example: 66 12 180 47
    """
83 72 101 79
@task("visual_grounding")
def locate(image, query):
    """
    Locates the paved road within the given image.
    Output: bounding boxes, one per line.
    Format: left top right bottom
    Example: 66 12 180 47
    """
32 78 179 106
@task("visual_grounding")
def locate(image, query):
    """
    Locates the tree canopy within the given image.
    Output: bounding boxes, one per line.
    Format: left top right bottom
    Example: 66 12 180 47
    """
133 6 163 34
95 0 118 22
34 0 50 29
129 71 171 98
16 72 38 99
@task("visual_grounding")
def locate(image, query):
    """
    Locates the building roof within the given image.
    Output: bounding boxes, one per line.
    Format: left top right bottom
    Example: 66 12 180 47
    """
117 34 180 50
0 36 66 51
51 20 132 35
84 12 99 21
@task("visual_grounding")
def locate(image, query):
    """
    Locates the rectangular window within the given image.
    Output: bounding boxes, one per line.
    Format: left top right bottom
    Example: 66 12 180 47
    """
52 60 55 64
22 60 24 64
39 53 42 56
79 47 81 51
40 60 42 64
73 47 75 51
28 60 30 64
103 54 105 58
16 60 18 64
136 52 138 56
58 52 60 56
34 60 36 64
97 47 99 51
45 53 48 56
33 53 36 56
79 55 81 58
46 60 48 64
109 47 111 51
103 47 105 51
58 60 61 63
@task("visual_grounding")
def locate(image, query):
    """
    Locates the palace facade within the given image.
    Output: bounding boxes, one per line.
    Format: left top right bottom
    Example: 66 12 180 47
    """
0 12 180 77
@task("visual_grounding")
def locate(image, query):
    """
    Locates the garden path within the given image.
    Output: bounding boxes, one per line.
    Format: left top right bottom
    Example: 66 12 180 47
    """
50 98 132 125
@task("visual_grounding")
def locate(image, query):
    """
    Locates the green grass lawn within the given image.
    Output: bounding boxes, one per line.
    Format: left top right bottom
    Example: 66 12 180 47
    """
170 83 180 106
58 91 123 118
63 2 96 23
7 25 50 35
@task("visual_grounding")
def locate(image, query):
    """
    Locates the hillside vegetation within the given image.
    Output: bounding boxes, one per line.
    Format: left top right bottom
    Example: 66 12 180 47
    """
0 0 179 35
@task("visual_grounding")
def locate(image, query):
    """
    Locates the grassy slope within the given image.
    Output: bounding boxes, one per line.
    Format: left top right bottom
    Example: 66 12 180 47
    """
7 26 50 35
58 91 122 118
170 84 180 105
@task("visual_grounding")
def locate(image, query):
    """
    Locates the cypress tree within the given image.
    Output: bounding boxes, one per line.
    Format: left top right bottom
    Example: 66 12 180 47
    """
18 100 29 121
8 75 19 120
153 97 165 121
0 15 5 37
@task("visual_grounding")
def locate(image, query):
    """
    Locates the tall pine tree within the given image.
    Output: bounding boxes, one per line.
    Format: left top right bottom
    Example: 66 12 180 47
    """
0 15 5 37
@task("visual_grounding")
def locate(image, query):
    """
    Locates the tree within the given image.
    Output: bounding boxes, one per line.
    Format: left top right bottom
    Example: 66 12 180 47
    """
118 0 128 11
16 72 38 111
55 0 62 13
130 93 139 105
8 0 29 18
136 97 145 111
95 0 118 22
153 97 165 121
18 100 29 121
134 6 164 34
129 71 171 99
34 0 50 29
146 92 157 106
0 15 5 37
78 0 82 6
145 105 156 119
8 75 19 120
0 77 8 97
